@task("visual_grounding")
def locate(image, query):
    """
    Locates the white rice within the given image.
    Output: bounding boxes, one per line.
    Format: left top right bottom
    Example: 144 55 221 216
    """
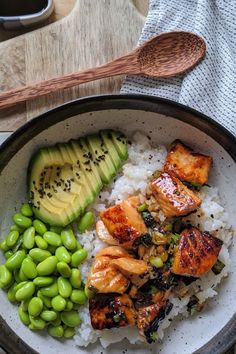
73 132 233 348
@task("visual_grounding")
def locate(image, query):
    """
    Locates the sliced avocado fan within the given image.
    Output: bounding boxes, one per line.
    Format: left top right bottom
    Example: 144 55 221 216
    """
28 130 128 226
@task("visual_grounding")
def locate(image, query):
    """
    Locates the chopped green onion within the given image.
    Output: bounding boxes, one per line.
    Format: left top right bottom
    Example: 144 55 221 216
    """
212 259 225 275
150 331 158 341
150 256 163 268
137 203 148 212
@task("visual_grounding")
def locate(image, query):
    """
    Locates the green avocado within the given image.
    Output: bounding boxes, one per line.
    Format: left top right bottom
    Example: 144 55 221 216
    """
28 130 128 226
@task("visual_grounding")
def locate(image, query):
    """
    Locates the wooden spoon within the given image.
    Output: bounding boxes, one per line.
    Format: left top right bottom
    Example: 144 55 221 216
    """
0 31 205 110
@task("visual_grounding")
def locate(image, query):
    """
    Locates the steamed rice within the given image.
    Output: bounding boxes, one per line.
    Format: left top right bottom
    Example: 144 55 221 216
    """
73 132 233 348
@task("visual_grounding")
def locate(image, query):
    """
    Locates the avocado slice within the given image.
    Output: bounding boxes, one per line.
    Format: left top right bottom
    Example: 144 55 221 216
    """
28 130 128 226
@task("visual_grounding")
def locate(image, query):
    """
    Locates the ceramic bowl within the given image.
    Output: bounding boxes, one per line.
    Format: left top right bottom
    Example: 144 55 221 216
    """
0 94 235 354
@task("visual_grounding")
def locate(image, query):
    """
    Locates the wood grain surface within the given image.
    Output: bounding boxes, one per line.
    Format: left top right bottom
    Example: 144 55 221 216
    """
0 0 148 131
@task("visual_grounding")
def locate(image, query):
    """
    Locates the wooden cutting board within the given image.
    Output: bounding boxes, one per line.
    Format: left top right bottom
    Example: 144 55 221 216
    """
0 0 147 131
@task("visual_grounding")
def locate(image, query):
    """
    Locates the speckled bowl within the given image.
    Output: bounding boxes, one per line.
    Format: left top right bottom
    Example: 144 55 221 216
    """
0 95 235 354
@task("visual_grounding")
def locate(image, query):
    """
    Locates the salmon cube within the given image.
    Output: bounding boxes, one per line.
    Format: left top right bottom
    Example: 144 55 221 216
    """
164 140 212 185
150 173 201 217
111 257 149 287
171 227 223 277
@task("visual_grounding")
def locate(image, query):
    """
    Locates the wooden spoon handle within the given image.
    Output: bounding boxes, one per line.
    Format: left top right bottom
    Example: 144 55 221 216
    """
0 52 139 110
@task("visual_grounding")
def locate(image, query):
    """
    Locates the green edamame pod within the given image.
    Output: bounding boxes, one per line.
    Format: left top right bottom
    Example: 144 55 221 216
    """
21 204 33 217
43 232 62 247
19 267 28 281
28 297 43 317
57 262 71 278
29 248 52 263
29 316 46 329
40 310 57 322
61 228 77 251
77 211 94 233
70 289 87 305
40 282 58 298
6 230 19 248
65 300 73 311
64 327 75 338
69 269 81 289
51 295 66 312
4 250 14 260
18 306 30 326
21 258 37 279
13 213 32 229
7 283 17 302
33 220 47 236
0 239 10 252
33 277 54 287
61 311 81 327
48 325 64 338
15 281 35 301
36 256 57 276
5 250 26 271
35 236 48 250
55 246 71 264
37 290 52 308
71 249 87 267
50 226 63 234
23 227 35 249
57 277 72 298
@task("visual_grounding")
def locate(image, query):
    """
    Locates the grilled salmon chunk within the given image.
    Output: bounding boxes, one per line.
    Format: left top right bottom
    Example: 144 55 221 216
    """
100 197 147 248
171 227 223 277
96 246 132 259
89 293 137 330
164 140 213 185
96 220 120 246
150 173 201 217
111 257 149 287
87 256 130 294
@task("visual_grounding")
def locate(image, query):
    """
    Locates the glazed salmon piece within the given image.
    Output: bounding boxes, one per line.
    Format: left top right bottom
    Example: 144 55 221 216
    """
96 220 120 246
150 173 201 218
100 197 147 247
111 257 149 287
164 140 213 185
95 246 132 259
171 227 223 277
87 256 130 294
89 293 137 330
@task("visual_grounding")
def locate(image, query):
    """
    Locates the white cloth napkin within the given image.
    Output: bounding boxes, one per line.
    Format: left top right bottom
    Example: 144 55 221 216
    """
121 0 236 135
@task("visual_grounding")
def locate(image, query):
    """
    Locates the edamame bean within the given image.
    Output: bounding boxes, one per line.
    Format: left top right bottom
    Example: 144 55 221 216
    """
43 232 62 247
29 248 52 263
40 282 58 298
51 295 66 312
37 256 57 276
69 269 81 289
21 204 33 217
21 258 37 279
29 316 46 329
76 242 82 250
58 277 72 298
50 226 63 234
4 250 13 260
65 300 73 311
28 297 43 317
7 283 17 302
33 220 47 235
13 213 32 229
6 230 19 248
35 236 48 250
18 306 30 326
77 211 94 233
0 239 10 252
71 249 87 267
37 290 52 308
23 227 35 249
70 289 87 305
13 270 21 283
6 250 26 270
21 298 31 311
57 262 71 278
10 225 23 233
47 245 57 254
33 277 54 287
64 327 75 338
61 228 77 251
15 281 28 292
48 325 64 338
55 246 71 263
61 311 81 327
0 264 12 289
15 282 35 301
19 267 28 281
40 310 57 322
51 312 61 326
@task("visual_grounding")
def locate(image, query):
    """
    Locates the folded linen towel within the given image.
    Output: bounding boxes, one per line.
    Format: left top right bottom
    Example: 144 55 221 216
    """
121 0 236 135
